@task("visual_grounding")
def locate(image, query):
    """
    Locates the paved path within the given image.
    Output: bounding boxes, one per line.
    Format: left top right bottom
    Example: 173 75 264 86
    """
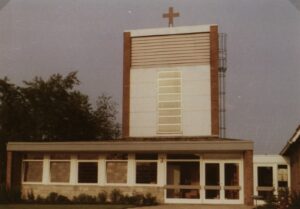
131 204 253 209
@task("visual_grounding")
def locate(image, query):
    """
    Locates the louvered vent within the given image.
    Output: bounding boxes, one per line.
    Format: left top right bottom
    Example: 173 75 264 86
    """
131 33 210 68
157 71 182 134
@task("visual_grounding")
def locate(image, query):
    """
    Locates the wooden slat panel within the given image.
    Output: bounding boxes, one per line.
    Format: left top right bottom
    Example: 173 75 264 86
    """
132 32 210 68
132 40 210 47
132 48 209 56
133 53 210 60
132 60 209 67
132 44 210 51
133 33 209 42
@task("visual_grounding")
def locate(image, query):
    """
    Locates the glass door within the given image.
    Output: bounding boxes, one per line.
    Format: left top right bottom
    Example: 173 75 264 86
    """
165 154 201 203
203 160 243 204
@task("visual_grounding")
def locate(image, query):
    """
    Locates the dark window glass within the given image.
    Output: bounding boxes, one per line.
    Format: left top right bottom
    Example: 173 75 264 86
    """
225 163 239 186
258 167 273 187
205 164 220 186
167 154 199 160
78 162 98 183
136 162 157 184
135 154 157 160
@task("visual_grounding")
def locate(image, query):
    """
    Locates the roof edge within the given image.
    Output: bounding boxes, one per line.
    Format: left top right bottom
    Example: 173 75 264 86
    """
7 139 253 152
280 125 300 155
125 24 217 37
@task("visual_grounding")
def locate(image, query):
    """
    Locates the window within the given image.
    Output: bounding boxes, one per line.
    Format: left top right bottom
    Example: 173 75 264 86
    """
224 163 239 200
136 154 157 184
157 71 182 134
23 153 43 183
257 166 273 199
106 154 127 184
50 154 70 183
278 164 288 188
166 154 200 199
77 154 99 184
205 163 220 199
78 162 98 183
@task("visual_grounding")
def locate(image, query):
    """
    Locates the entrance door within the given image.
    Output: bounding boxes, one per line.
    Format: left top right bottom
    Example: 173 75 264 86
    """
203 160 243 204
165 161 201 203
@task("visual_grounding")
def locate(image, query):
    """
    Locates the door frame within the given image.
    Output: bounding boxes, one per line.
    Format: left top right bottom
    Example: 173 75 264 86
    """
202 159 244 204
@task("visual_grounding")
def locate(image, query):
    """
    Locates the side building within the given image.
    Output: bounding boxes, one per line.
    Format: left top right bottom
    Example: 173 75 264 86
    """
6 24 254 206
280 125 300 193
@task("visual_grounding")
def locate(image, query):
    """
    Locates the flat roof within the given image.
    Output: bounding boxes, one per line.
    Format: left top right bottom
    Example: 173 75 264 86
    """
126 24 215 37
7 138 253 152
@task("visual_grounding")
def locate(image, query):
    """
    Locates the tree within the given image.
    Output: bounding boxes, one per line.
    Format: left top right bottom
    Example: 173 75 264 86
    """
94 94 120 139
21 72 98 140
0 72 120 184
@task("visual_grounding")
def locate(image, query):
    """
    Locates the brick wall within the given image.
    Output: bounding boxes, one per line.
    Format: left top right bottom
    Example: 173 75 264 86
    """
290 141 300 193
243 150 253 206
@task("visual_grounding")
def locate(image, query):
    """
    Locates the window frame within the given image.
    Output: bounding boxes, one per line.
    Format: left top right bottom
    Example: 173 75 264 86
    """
22 158 44 184
77 159 99 185
135 154 158 186
49 155 71 185
105 154 128 185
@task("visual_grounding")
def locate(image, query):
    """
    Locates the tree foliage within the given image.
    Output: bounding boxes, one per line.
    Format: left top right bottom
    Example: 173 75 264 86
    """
0 72 120 183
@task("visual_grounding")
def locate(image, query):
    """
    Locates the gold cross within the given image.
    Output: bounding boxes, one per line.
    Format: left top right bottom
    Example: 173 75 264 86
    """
163 7 180 27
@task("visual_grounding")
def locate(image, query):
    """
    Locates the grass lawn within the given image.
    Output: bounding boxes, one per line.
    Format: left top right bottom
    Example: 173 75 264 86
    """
0 204 135 209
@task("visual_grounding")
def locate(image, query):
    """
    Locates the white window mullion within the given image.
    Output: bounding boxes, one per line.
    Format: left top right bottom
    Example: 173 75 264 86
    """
70 154 77 185
273 165 278 195
42 154 50 185
127 153 135 185
239 161 244 204
98 154 106 185
200 156 205 203
157 154 166 186
220 162 225 201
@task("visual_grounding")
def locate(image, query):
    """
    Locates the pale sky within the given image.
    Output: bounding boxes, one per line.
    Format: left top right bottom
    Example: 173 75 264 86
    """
0 0 299 153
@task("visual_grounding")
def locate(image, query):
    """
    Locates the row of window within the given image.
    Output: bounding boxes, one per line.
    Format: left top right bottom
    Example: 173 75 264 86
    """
23 153 158 184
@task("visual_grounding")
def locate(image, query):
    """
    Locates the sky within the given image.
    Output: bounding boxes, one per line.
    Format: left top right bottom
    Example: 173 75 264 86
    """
0 0 299 154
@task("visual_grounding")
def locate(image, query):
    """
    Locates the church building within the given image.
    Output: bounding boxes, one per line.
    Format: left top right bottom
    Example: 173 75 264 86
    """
6 9 255 206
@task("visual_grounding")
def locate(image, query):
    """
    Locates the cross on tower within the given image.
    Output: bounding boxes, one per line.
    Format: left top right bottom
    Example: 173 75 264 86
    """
163 7 180 27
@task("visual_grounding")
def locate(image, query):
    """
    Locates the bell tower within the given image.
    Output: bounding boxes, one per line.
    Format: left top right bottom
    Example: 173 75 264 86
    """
122 24 219 138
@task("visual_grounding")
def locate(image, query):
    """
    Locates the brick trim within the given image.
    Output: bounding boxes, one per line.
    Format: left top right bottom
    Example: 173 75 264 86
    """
210 25 219 136
122 32 131 137
243 150 254 206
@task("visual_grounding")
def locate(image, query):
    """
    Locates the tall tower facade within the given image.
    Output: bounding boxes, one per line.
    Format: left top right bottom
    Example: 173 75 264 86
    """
122 25 219 138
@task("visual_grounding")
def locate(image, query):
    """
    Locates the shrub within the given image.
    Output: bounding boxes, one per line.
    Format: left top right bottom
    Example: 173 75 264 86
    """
8 188 22 203
290 192 300 209
130 193 144 206
27 190 35 202
0 185 22 203
36 195 46 204
97 191 107 203
0 184 8 203
45 192 70 204
73 193 97 204
143 193 158 206
110 189 124 204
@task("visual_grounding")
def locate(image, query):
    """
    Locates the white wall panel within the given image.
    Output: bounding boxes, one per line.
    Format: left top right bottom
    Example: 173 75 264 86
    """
130 98 156 112
130 66 212 137
130 83 156 98
183 111 211 136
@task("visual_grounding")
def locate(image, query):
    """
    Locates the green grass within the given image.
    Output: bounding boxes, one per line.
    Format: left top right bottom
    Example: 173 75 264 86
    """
0 204 135 209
